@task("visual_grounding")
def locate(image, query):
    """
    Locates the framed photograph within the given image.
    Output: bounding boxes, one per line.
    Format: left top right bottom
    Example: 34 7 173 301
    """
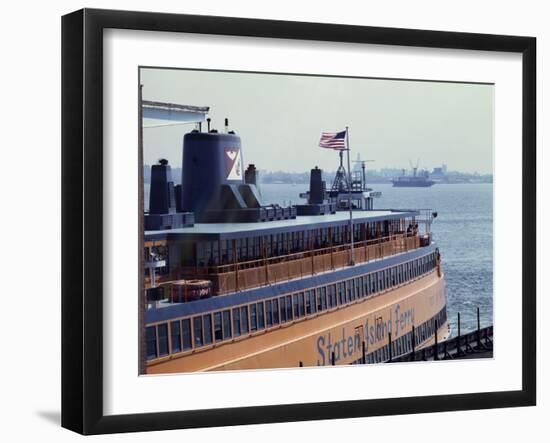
62 8 536 435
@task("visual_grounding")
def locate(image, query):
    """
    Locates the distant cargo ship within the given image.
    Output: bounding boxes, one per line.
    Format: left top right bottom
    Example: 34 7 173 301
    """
392 164 435 187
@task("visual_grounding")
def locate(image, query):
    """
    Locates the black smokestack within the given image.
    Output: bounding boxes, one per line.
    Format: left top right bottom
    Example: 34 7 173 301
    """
245 164 258 186
149 159 173 214
309 166 324 204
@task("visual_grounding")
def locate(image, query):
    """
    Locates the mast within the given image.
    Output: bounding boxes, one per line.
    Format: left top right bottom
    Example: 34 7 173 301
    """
345 126 355 265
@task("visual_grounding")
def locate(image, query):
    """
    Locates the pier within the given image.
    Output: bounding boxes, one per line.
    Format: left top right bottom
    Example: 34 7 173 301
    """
389 325 493 362
389 308 493 363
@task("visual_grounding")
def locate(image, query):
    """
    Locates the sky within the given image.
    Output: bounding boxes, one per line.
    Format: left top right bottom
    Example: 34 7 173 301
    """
141 68 494 174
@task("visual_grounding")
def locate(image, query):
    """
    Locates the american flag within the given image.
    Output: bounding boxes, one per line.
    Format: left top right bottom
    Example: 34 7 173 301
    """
319 130 347 150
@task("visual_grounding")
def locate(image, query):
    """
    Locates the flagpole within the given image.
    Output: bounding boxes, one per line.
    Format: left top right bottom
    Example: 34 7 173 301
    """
345 126 355 266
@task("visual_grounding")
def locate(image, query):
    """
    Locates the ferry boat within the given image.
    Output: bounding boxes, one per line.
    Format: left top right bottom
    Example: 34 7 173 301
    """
143 124 449 373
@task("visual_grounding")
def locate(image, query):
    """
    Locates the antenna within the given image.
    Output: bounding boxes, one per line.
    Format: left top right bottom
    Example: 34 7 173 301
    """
352 156 375 190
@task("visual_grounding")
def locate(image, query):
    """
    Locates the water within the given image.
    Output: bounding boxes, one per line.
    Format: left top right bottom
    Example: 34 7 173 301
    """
260 183 493 336
145 182 493 335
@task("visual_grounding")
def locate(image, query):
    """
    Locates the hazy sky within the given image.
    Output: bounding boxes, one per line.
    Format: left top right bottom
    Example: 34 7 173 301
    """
141 68 494 174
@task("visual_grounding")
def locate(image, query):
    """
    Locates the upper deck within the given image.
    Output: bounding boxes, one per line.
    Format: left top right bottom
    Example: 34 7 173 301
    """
144 207 433 299
144 209 419 241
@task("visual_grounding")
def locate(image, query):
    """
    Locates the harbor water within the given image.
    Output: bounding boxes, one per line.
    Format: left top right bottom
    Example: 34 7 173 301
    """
259 182 493 336
145 182 493 336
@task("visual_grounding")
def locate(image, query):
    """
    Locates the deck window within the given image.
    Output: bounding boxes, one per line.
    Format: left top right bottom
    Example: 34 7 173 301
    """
250 304 258 331
214 312 223 342
158 323 169 356
305 291 314 315
293 294 300 319
337 282 345 305
280 297 287 322
223 310 232 339
285 295 293 321
203 315 213 345
265 300 273 327
314 289 320 311
257 302 265 329
170 321 182 353
240 306 249 334
272 299 280 324
232 308 241 337
193 317 203 347
182 319 192 350
146 326 157 360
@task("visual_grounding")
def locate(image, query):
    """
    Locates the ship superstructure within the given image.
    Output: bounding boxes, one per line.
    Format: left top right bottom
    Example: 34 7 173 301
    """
143 123 448 373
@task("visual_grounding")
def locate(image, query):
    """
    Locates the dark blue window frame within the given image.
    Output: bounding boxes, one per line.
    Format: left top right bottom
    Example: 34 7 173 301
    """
146 326 157 360
182 318 192 350
158 323 169 356
232 308 241 337
214 312 223 342
240 306 249 334
222 310 232 339
250 303 258 331
170 321 182 353
257 302 265 329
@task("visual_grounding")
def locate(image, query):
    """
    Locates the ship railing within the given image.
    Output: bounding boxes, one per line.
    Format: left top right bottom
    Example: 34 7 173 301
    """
146 233 422 293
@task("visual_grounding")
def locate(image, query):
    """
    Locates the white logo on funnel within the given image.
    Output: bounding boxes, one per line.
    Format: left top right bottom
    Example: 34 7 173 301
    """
225 148 242 180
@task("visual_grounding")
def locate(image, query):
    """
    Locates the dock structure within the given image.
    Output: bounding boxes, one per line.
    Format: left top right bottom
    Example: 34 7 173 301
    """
389 325 493 363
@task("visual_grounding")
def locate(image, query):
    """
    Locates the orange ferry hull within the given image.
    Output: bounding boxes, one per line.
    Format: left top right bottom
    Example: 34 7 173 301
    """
146 269 447 374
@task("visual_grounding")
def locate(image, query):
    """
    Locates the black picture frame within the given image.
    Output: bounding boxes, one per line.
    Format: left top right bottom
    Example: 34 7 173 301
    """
61 8 536 435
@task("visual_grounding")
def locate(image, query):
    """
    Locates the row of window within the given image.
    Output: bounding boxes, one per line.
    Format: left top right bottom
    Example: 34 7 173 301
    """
350 307 448 365
194 219 406 266
146 251 438 360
